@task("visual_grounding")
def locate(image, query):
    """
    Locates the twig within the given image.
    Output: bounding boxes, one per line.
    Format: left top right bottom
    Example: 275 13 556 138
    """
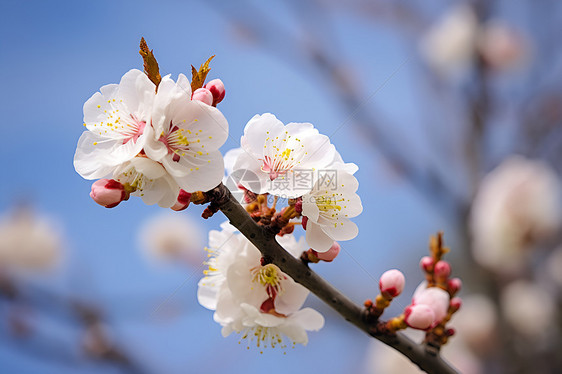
210 183 458 374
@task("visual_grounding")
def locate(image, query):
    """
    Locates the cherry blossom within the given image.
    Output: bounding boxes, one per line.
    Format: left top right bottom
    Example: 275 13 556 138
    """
74 69 155 179
197 223 324 347
233 113 337 198
219 302 324 348
301 169 363 252
143 74 229 192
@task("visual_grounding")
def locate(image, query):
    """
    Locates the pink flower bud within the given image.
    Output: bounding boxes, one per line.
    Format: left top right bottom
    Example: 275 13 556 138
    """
445 328 456 337
434 261 451 279
192 88 213 106
413 287 450 326
204 79 225 105
171 189 192 211
420 256 433 272
379 269 405 298
313 242 340 262
450 297 462 312
448 277 462 295
90 179 129 208
405 305 435 330
302 216 308 230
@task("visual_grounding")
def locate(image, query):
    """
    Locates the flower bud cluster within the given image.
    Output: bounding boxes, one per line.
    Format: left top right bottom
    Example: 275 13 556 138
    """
364 233 461 349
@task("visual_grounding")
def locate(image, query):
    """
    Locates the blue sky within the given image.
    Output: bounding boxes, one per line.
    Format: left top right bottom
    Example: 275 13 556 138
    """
0 1 453 373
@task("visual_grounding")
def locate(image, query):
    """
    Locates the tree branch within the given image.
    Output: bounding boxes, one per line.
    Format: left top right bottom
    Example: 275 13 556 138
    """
208 183 458 374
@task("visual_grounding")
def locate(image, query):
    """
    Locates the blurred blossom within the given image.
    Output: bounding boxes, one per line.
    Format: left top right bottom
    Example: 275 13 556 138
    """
452 294 498 353
477 20 530 71
501 280 556 339
138 212 204 266
546 246 562 288
470 156 562 275
419 4 478 74
0 208 63 272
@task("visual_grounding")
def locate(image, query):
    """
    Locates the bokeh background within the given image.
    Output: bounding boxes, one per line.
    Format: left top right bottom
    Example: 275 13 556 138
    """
1 0 562 373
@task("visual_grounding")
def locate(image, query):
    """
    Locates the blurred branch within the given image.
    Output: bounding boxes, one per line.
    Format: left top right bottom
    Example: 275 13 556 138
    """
0 274 148 374
317 0 429 33
207 0 460 220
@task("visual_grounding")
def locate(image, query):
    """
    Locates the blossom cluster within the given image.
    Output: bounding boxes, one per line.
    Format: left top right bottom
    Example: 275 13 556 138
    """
74 69 229 208
71 41 373 351
197 223 324 349
226 113 363 253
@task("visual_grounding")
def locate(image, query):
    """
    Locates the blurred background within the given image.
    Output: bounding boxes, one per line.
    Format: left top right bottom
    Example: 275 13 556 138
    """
1 0 561 373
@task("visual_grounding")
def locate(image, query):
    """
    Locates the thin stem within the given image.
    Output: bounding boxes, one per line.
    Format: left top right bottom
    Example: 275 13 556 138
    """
209 183 458 374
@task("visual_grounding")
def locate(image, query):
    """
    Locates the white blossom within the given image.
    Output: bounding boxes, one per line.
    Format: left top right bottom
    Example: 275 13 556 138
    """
219 302 324 349
74 69 155 179
197 223 324 347
301 169 362 252
143 74 229 192
233 113 337 198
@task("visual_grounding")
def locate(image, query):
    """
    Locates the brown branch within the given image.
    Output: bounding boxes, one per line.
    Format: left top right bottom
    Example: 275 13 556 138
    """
209 183 458 374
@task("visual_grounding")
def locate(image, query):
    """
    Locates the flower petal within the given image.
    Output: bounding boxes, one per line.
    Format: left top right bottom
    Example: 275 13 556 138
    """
241 113 285 157
305 222 335 252
171 151 225 192
323 219 359 241
274 277 309 315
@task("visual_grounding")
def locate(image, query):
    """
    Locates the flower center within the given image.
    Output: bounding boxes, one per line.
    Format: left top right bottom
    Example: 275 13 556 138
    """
159 122 191 162
116 166 145 193
260 132 306 181
260 156 288 180
122 118 146 144
251 264 286 298
315 196 342 212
